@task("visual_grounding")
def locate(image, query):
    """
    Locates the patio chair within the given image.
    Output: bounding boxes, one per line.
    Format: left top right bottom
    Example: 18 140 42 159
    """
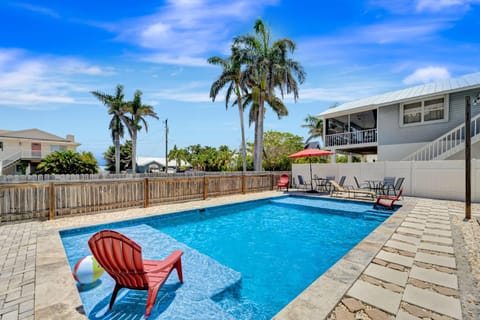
329 180 376 200
297 175 310 190
385 177 404 196
353 176 370 190
374 188 403 210
88 230 184 318
276 174 289 191
379 177 396 195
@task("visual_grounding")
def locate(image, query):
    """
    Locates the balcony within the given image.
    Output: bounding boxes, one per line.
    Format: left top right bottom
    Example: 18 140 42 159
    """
325 128 378 148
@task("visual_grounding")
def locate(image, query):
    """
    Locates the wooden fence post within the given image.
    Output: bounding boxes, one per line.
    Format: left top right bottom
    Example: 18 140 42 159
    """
203 176 208 200
49 182 55 220
270 174 274 190
242 174 246 194
144 178 149 208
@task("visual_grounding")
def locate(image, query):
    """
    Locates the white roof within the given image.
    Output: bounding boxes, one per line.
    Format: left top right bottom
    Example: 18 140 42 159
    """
319 72 480 118
136 156 187 167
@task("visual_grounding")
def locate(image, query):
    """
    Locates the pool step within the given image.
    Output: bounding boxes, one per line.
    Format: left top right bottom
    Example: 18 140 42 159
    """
363 210 393 221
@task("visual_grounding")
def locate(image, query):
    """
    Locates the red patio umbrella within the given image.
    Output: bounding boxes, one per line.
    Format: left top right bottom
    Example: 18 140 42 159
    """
288 148 335 191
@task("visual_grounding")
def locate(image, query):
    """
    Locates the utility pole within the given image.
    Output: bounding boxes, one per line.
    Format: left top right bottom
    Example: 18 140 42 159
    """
164 119 169 173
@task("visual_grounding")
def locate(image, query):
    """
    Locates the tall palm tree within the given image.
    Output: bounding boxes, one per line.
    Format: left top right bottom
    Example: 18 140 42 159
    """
123 90 159 173
302 115 324 145
91 85 126 174
208 45 248 172
235 18 305 171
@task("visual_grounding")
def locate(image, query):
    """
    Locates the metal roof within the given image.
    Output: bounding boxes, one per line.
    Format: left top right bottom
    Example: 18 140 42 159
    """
319 72 480 118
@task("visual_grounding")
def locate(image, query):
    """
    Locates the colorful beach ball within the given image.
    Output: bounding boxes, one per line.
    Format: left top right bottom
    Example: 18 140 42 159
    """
72 255 105 284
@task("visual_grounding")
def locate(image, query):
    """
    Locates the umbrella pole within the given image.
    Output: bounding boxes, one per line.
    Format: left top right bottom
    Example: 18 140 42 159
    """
309 158 314 191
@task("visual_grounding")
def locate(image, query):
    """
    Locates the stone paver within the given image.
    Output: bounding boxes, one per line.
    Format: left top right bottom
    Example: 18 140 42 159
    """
410 266 458 289
403 285 462 319
395 309 421 320
421 234 453 244
418 242 454 254
347 280 402 314
391 233 420 245
415 252 456 269
376 250 414 268
401 222 425 230
396 227 423 236
385 240 417 253
364 263 408 287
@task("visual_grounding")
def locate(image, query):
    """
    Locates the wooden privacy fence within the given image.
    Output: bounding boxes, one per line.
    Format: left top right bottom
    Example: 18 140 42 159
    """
0 172 286 223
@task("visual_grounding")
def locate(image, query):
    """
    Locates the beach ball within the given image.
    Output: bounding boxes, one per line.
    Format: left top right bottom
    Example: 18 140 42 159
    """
72 255 104 284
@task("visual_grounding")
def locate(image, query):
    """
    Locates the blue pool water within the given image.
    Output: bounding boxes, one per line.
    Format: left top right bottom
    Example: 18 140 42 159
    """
61 196 395 319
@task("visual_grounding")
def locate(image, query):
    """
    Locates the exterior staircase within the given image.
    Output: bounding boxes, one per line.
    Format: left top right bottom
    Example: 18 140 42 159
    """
403 113 480 161
0 152 22 175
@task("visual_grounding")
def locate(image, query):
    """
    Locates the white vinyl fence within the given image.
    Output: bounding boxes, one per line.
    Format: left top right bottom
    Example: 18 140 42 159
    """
292 160 480 202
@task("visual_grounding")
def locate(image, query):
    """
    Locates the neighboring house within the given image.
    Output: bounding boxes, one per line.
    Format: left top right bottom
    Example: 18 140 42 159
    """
136 157 190 173
319 72 480 161
0 129 80 175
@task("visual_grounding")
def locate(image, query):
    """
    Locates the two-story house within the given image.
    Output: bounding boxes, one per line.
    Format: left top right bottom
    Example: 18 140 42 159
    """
0 129 80 175
319 72 480 161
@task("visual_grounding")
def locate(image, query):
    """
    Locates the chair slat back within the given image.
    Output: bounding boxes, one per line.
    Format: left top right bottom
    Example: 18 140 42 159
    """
383 177 395 188
298 175 305 185
338 176 346 186
89 230 148 289
279 174 289 184
354 176 361 189
394 177 405 191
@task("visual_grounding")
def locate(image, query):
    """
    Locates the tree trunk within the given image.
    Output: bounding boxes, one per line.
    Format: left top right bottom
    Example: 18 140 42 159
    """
114 133 120 174
131 131 137 173
254 93 265 171
235 88 247 173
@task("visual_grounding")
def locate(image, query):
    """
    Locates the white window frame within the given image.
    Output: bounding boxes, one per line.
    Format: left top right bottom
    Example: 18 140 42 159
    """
399 95 449 127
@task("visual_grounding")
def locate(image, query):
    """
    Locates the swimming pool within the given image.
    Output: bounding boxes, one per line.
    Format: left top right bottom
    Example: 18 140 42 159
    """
61 195 395 319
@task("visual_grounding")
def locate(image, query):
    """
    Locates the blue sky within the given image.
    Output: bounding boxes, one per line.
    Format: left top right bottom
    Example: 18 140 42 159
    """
1 0 479 161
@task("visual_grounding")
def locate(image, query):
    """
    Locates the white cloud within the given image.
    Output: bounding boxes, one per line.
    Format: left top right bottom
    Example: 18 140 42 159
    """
415 0 478 12
113 0 278 66
0 49 114 109
151 81 211 102
12 2 61 18
403 66 451 84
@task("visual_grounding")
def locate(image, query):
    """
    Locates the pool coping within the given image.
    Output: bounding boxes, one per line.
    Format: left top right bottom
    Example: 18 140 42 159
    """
33 191 409 319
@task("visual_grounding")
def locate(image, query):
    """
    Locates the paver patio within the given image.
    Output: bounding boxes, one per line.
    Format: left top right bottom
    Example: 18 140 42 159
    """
0 191 479 319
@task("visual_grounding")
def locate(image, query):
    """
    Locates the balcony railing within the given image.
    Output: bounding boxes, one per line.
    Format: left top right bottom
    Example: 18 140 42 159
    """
1 150 51 170
325 128 377 148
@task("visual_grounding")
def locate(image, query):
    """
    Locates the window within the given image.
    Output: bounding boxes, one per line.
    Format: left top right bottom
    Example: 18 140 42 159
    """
400 96 448 126
0 141 3 151
50 145 67 152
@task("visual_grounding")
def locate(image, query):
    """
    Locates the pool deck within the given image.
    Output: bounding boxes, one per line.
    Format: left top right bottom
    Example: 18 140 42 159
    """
0 191 479 319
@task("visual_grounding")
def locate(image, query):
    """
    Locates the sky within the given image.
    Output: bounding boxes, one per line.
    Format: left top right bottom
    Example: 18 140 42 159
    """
1 0 480 162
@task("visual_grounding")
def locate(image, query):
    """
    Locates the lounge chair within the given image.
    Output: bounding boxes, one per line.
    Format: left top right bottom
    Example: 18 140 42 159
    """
277 174 289 191
329 180 376 200
88 230 184 318
374 188 403 209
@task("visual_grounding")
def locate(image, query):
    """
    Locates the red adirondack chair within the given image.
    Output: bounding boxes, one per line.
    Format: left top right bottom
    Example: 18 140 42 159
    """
374 188 403 210
88 230 183 318
277 174 289 191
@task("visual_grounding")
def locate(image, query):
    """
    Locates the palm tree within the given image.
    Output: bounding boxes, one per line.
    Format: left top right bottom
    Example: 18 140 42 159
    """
208 45 248 172
91 85 126 174
235 18 305 171
123 90 159 173
302 115 324 145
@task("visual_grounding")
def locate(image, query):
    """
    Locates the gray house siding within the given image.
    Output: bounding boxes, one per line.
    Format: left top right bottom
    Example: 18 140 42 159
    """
378 88 480 147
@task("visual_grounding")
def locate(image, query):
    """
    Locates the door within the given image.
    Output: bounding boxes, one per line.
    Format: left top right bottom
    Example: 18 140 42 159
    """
31 143 41 158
